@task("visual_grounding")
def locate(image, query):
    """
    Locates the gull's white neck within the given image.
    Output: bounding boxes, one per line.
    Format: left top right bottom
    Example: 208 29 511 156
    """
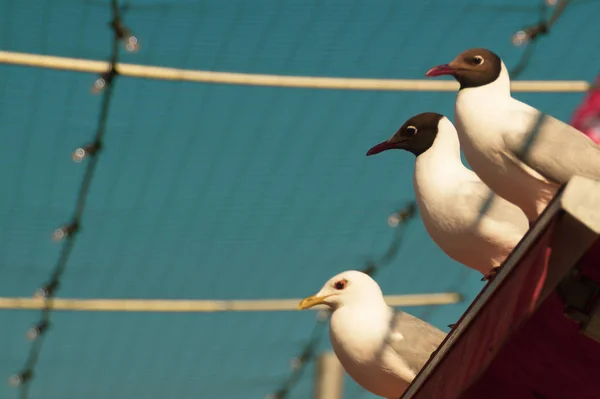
329 297 391 358
328 298 416 397
454 61 514 155
414 117 475 197
456 61 511 109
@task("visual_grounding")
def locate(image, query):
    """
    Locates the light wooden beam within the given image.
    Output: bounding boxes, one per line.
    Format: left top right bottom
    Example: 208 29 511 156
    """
0 292 461 312
0 50 591 93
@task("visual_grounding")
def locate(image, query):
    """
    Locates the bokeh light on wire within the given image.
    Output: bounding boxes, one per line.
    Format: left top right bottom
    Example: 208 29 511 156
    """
111 13 140 53
72 142 102 163
91 68 118 95
509 0 571 77
51 221 79 242
510 0 569 47
8 0 139 396
512 30 530 46
25 321 49 341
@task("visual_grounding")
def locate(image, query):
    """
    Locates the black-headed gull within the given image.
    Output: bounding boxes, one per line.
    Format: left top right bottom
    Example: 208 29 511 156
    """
367 112 529 279
425 48 600 223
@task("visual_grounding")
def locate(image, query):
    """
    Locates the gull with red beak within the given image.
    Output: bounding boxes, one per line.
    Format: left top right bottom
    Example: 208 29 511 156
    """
298 270 445 398
367 112 529 279
426 47 600 223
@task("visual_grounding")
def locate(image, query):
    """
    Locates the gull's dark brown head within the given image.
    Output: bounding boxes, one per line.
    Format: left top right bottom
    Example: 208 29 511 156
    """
366 112 444 157
425 48 502 89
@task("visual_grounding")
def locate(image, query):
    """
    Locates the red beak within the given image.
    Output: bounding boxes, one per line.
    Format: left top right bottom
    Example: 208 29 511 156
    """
425 64 455 77
366 140 399 156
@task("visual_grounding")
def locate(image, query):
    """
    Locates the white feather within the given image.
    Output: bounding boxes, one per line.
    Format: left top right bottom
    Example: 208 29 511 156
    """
413 116 529 274
307 271 445 398
455 61 600 221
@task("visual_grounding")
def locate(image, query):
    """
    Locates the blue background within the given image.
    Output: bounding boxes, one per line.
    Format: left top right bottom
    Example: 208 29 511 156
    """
0 0 598 398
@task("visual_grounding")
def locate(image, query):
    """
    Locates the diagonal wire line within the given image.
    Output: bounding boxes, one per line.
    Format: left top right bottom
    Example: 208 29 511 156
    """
510 0 572 78
265 202 417 399
8 1 136 397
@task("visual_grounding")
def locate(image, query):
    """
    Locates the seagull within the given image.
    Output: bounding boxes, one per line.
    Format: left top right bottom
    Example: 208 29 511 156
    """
367 112 529 279
298 270 446 399
425 48 600 223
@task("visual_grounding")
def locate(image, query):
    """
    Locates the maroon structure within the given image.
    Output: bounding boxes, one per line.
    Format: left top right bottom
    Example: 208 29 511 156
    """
403 178 600 399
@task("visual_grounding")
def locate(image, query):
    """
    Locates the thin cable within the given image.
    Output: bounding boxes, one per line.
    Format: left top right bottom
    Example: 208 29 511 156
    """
8 1 137 397
511 0 572 78
264 202 417 399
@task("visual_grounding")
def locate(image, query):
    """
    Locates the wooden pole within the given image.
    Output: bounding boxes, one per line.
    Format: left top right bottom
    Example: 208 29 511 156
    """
314 352 344 399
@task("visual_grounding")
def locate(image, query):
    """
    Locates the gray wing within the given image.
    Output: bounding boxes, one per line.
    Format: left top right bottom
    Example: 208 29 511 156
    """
502 102 600 185
388 310 447 372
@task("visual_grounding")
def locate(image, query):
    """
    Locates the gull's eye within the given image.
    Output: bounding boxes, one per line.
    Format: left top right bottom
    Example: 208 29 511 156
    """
406 126 418 136
472 55 484 65
334 279 348 290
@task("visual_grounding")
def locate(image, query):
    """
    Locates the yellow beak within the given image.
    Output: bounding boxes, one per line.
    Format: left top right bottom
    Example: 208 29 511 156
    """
297 294 332 310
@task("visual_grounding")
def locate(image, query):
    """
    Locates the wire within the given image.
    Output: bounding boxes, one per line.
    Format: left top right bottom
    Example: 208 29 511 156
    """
264 202 417 399
8 1 138 397
510 0 572 78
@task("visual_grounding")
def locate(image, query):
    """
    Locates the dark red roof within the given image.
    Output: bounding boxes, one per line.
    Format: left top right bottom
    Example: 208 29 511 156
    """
403 184 600 399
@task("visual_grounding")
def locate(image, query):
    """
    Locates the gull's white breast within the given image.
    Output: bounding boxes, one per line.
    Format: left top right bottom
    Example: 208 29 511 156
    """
412 116 528 274
329 306 414 398
455 85 556 221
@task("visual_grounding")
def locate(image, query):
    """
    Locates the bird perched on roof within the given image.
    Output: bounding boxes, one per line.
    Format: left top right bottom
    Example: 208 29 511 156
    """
298 270 446 398
425 48 600 223
366 112 529 279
